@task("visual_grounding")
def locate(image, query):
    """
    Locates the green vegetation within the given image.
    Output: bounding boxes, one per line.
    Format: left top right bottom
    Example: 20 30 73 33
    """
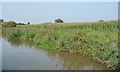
0 22 2 37
2 21 17 28
0 19 4 22
28 22 30 25
2 20 118 69
17 23 26 25
55 18 64 23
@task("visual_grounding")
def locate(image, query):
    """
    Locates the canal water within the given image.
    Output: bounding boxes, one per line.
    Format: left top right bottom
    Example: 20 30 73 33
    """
2 38 110 70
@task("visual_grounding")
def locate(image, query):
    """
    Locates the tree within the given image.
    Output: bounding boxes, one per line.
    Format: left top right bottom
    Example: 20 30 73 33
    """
98 20 104 22
55 18 64 23
0 19 4 22
18 23 26 25
28 22 30 25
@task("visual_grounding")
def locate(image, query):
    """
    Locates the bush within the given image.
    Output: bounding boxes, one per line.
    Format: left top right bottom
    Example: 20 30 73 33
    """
9 29 22 39
25 31 35 38
2 21 17 27
28 22 30 25
17 23 26 25
98 20 104 22
0 19 4 22
55 18 64 23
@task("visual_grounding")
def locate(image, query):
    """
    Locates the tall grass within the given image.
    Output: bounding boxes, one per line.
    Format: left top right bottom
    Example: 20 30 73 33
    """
0 22 3 37
2 20 118 69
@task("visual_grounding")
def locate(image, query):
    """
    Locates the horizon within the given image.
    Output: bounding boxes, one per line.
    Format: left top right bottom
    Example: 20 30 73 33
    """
1 19 117 25
2 2 118 24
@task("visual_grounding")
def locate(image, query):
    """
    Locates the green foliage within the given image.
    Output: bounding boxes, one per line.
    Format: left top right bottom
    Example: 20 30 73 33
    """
2 21 17 27
0 19 4 22
2 20 118 69
17 23 26 25
25 31 35 38
28 22 30 25
55 18 64 23
0 22 2 37
7 29 22 39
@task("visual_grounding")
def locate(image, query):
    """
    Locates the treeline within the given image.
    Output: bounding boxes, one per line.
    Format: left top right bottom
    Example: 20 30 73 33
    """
2 21 31 28
1 18 106 28
0 19 4 22
1 18 64 28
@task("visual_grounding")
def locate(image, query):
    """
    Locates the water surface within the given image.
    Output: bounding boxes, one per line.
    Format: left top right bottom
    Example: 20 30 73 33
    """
2 38 110 70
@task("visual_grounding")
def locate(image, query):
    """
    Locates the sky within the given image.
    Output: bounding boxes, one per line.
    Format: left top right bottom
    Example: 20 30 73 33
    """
2 2 118 24
1 0 119 2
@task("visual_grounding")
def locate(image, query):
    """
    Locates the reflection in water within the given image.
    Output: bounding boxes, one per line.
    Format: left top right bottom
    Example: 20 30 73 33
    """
42 49 110 70
57 53 106 70
7 39 34 47
2 38 110 70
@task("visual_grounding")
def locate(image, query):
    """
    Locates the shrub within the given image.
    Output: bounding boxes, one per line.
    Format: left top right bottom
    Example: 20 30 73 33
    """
2 21 17 27
0 19 4 22
25 31 35 38
18 23 26 25
28 22 30 25
98 20 104 22
55 18 64 23
8 29 22 39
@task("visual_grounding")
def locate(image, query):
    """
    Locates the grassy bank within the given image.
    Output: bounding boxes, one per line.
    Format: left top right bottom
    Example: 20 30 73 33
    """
2 20 118 69
0 22 3 37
